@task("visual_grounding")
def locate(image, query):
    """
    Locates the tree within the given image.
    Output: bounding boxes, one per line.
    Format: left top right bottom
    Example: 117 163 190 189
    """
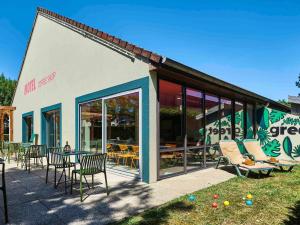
0 73 17 106
296 74 300 96
277 99 291 107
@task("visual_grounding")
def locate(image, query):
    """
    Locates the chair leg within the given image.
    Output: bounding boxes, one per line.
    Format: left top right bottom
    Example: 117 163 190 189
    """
46 165 49 184
70 172 74 194
80 174 83 202
288 166 294 172
54 167 57 188
2 164 8 224
92 174 94 188
215 157 222 169
104 171 109 196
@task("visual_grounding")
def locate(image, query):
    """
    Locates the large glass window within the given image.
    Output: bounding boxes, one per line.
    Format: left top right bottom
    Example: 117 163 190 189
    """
80 100 102 152
205 94 220 145
246 104 254 138
186 88 204 171
44 110 60 147
220 98 232 140
105 92 140 173
159 80 184 176
23 115 33 142
235 101 244 139
159 80 184 147
3 114 9 142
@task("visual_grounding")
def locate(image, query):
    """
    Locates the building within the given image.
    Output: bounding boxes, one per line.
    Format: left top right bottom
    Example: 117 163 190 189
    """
0 106 15 142
12 8 299 183
288 95 300 115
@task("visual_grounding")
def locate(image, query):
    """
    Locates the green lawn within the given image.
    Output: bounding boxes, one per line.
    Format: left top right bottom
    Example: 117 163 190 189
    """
115 166 300 225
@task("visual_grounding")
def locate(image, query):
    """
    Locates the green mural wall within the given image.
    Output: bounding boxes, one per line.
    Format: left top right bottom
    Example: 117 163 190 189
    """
256 107 300 160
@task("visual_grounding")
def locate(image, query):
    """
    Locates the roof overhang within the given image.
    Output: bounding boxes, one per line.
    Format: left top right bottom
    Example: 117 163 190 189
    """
151 57 290 112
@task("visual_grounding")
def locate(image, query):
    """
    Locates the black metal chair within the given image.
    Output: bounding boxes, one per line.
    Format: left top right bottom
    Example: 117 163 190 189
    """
46 147 76 189
25 145 46 172
70 153 109 201
0 158 8 223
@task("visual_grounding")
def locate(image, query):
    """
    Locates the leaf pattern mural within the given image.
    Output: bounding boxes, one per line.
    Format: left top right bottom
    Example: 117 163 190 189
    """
257 128 271 145
262 140 281 157
270 109 286 124
283 136 293 158
292 145 300 158
257 107 270 129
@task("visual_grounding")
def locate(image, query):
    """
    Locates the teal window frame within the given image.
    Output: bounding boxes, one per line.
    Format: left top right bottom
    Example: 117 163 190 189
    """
75 77 149 182
22 111 34 143
41 103 62 147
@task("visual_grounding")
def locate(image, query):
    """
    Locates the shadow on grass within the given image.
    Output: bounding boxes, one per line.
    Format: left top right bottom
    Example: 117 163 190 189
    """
115 201 194 225
217 165 274 179
283 200 300 225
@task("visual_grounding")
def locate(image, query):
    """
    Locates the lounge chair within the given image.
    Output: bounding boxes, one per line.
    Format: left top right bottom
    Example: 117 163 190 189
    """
243 139 298 172
217 140 275 177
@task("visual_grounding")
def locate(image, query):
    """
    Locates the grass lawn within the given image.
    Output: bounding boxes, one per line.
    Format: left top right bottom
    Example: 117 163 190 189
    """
115 166 300 225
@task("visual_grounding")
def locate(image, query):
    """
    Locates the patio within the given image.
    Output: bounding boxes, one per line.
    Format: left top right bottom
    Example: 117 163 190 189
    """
0 161 234 225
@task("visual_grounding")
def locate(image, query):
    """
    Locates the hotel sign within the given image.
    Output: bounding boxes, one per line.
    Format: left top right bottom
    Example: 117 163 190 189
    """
24 71 56 95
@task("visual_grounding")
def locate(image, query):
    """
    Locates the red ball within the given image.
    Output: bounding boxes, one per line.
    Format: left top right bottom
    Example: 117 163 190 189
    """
213 194 219 199
212 202 218 208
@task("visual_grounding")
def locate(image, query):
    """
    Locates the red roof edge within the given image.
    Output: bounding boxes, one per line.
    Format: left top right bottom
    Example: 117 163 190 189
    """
37 7 163 63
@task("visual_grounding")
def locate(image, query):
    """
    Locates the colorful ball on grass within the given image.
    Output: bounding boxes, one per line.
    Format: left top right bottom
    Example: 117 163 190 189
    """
223 201 230 206
212 202 218 208
188 195 196 202
213 194 219 199
246 194 253 200
245 200 253 206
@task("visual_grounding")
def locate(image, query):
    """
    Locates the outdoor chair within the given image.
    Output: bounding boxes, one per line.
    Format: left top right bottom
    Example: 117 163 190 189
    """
8 143 20 163
116 144 134 166
70 153 109 201
25 145 46 172
217 140 275 177
243 139 298 172
0 158 8 223
46 147 76 188
130 146 139 169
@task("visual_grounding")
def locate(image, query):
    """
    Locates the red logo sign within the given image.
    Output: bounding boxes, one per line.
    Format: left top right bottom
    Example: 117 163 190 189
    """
24 72 56 96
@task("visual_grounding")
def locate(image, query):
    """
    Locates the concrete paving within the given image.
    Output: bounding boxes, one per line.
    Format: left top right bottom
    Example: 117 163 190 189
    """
0 161 235 225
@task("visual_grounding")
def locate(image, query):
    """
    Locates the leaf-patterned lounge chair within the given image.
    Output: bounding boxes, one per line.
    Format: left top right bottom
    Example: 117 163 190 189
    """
243 139 298 172
216 140 275 177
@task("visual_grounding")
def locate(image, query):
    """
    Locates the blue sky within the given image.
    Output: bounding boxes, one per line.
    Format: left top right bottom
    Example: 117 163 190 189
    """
1 0 300 100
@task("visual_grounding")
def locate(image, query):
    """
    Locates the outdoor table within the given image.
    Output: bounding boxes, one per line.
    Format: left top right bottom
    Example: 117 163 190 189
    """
0 158 8 223
53 150 91 193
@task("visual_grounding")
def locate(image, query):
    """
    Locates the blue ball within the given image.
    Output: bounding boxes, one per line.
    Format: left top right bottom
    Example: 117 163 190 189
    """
246 200 253 206
188 195 196 202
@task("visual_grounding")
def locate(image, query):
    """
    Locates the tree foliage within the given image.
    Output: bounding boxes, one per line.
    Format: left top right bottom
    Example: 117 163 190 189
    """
0 73 17 106
296 74 300 96
277 99 291 107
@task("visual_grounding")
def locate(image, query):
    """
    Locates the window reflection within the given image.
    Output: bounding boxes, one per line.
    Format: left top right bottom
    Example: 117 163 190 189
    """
246 104 254 138
80 100 102 152
159 80 183 148
205 94 220 145
105 92 140 173
220 98 232 140
235 101 244 139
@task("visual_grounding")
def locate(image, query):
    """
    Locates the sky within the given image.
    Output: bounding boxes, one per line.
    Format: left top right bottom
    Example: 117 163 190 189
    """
1 0 300 101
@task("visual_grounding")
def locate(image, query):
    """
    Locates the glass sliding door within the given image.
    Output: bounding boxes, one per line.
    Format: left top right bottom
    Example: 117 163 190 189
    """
235 101 244 139
44 110 60 147
80 100 102 152
246 104 254 138
159 79 184 176
104 91 140 174
220 98 232 140
204 94 220 165
186 88 204 171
